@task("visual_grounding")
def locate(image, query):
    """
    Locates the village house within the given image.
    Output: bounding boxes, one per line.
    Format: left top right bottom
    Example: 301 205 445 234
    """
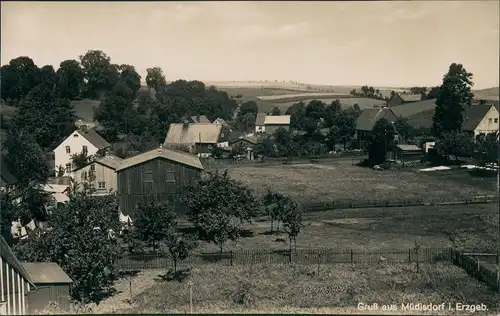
115 146 204 216
391 144 424 166
462 103 499 139
254 113 291 134
355 107 399 149
72 154 123 195
386 93 423 107
164 123 223 157
53 128 111 177
187 115 211 124
229 134 258 159
213 117 228 127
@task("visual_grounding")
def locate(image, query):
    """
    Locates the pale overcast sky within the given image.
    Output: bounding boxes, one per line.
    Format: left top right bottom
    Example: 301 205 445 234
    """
1 1 499 89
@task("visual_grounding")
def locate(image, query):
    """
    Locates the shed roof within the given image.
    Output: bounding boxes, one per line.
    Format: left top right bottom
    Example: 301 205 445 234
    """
0 236 36 287
22 262 73 284
95 154 123 170
396 144 421 151
264 115 291 125
398 93 422 102
164 123 222 145
462 104 497 132
190 115 211 123
255 113 267 126
77 128 111 149
356 108 396 131
391 98 437 118
116 147 204 172
229 135 258 145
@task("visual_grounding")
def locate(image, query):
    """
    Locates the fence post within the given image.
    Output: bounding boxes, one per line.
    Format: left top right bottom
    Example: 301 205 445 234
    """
350 249 354 263
476 258 480 272
414 241 420 273
230 250 233 266
317 253 320 275
408 249 411 263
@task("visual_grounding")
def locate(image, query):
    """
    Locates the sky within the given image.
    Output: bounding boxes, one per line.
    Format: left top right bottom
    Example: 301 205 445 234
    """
1 1 499 89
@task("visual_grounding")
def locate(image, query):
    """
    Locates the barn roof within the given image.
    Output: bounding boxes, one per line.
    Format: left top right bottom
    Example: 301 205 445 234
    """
164 123 222 145
0 236 36 287
398 93 422 102
462 104 497 132
22 262 73 284
356 107 396 131
77 128 110 150
255 113 267 126
264 115 291 125
396 144 421 151
95 154 123 170
391 99 437 118
116 147 204 172
229 135 258 145
190 115 211 123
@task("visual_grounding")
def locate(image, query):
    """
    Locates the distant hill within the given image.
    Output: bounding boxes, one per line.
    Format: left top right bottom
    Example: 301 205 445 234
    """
473 87 499 100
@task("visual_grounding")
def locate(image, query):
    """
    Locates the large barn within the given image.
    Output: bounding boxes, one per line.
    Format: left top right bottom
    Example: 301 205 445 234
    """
115 147 204 216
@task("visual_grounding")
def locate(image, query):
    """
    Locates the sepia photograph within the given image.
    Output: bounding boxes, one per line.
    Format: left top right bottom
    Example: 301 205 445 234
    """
0 1 499 315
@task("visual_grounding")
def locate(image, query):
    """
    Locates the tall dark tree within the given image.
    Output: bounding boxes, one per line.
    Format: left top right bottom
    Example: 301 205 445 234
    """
145 67 167 93
79 50 118 99
426 86 441 100
39 65 57 87
1 57 40 103
368 118 395 164
394 117 416 142
474 132 499 166
431 63 474 138
12 84 76 148
323 100 342 128
56 59 85 100
118 64 141 97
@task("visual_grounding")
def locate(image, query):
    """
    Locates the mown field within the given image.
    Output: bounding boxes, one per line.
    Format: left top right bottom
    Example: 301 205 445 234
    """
91 263 499 315
225 163 497 204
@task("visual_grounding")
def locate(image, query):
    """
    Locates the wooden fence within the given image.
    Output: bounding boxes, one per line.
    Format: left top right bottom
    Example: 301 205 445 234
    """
452 250 500 292
116 247 453 270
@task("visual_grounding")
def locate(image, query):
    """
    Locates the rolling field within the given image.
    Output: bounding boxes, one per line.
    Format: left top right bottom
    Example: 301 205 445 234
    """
225 163 497 204
92 263 499 314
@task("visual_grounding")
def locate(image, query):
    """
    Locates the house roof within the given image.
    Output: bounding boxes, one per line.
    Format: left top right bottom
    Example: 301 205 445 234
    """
264 115 291 125
255 113 267 126
356 108 396 131
396 144 421 151
1 156 17 185
391 98 437 118
116 147 204 172
22 262 73 284
0 236 36 287
462 104 497 131
213 117 227 126
77 128 111 150
190 115 211 123
398 93 422 102
406 109 435 130
229 135 258 145
164 123 222 145
43 184 70 194
95 154 123 170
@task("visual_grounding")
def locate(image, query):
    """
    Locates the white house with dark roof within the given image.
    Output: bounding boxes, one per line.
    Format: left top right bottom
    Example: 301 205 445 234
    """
254 113 291 134
53 128 111 177
462 103 499 138
72 154 123 195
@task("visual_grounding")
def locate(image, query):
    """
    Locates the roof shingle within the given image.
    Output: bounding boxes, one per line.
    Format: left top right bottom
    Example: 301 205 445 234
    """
116 147 204 172
462 104 497 131
164 123 222 146
392 99 437 118
22 262 73 284
264 115 291 125
78 129 111 150
0 236 36 287
399 94 422 102
356 108 397 131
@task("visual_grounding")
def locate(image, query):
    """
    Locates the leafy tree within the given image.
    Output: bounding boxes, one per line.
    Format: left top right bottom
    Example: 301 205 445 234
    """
80 50 118 99
434 131 473 161
0 193 17 246
13 193 120 302
368 118 395 165
304 100 326 132
236 101 259 130
329 110 356 150
118 64 141 97
426 86 441 99
181 170 258 253
146 67 168 93
394 117 416 142
263 189 278 233
239 101 259 118
165 231 197 274
431 63 474 138
270 107 281 115
322 100 342 128
409 87 427 95
281 198 303 252
133 199 178 252
11 84 76 148
71 150 90 170
0 57 40 103
39 65 57 87
56 59 85 100
254 136 278 157
474 132 499 166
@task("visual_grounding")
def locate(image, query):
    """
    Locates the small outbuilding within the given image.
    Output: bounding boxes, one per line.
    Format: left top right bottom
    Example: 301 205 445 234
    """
392 144 423 166
22 262 73 313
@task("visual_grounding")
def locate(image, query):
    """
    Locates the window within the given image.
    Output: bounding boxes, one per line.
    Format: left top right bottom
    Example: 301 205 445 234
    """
73 134 79 138
208 144 213 150
488 118 492 124
90 164 95 171
65 163 72 173
98 182 106 190
495 118 498 124
144 172 153 182
166 172 175 183
81 171 87 179
65 146 71 154
82 145 88 155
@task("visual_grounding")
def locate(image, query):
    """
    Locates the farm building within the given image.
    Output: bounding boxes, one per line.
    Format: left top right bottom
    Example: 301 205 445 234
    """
72 154 123 195
462 103 499 138
1 236 36 315
53 128 111 177
115 147 204 216
164 123 223 157
387 93 422 107
254 113 267 133
392 144 423 166
355 107 398 149
254 113 291 134
21 263 73 313
188 115 211 124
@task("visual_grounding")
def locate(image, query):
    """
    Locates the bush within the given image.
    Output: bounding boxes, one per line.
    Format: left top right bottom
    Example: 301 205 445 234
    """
380 161 392 169
356 159 373 168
